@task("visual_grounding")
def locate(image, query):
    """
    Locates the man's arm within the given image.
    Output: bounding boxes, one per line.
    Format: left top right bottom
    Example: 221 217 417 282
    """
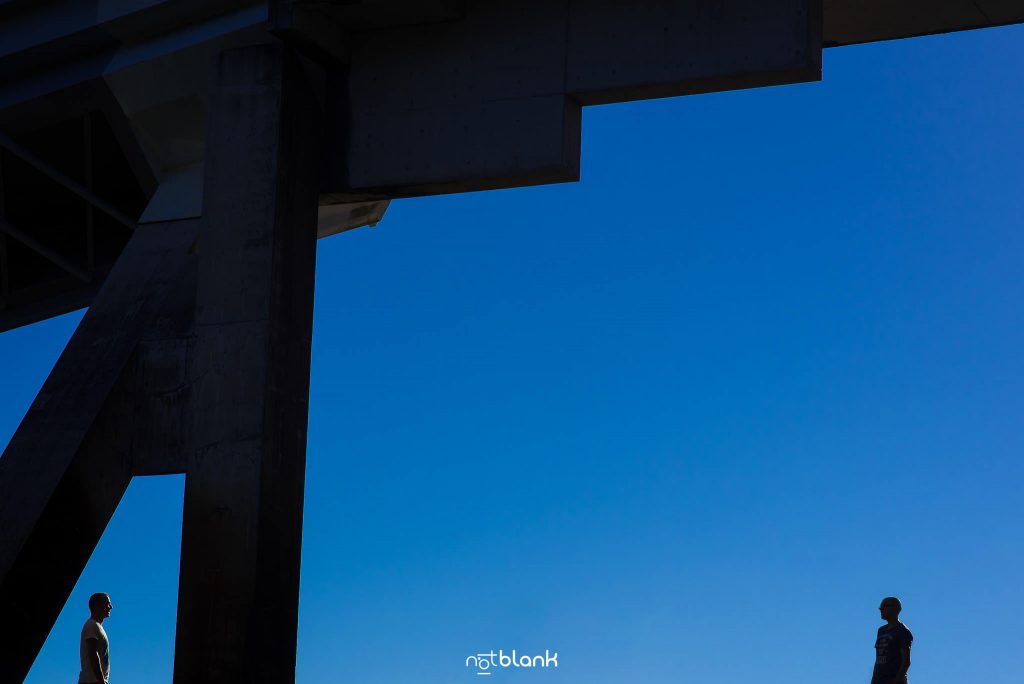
893 646 911 682
84 637 104 683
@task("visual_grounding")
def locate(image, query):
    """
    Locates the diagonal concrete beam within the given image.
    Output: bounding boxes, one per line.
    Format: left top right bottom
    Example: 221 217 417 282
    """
0 217 200 682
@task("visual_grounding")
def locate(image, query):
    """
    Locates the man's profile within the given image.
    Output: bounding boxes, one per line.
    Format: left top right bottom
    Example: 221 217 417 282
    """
871 596 912 684
79 592 112 684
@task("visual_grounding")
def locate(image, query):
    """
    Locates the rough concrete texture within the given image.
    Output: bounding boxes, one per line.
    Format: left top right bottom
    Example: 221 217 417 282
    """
0 217 200 682
173 42 321 684
0 41 323 682
337 0 821 199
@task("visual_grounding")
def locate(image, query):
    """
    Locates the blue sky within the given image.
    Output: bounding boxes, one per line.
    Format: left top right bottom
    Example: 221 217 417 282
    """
5 23 1024 684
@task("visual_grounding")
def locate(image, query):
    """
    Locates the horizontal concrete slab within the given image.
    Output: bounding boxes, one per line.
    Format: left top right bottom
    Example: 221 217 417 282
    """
0 0 1021 331
341 1 582 198
337 0 820 199
567 0 821 106
824 0 1024 46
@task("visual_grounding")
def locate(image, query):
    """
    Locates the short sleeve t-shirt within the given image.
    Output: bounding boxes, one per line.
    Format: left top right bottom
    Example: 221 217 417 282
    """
79 618 110 683
871 622 913 683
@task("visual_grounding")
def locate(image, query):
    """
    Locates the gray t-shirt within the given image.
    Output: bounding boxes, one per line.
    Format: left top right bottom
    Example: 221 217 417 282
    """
78 618 110 683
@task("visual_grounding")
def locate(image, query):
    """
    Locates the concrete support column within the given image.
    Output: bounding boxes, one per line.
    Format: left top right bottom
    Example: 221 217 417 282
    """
172 43 321 684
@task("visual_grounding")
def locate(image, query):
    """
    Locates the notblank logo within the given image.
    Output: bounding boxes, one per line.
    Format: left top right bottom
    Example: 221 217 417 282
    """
466 649 559 676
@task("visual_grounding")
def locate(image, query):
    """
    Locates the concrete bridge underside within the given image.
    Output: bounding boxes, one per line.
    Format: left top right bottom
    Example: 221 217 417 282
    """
0 2 1019 682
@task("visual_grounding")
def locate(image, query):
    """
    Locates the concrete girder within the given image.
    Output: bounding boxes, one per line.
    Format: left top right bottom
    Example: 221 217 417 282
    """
825 0 1024 46
567 0 823 105
3 0 1022 330
333 0 822 200
332 0 581 199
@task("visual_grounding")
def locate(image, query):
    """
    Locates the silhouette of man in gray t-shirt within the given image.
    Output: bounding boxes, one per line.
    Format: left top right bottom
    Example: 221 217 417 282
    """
79 593 112 684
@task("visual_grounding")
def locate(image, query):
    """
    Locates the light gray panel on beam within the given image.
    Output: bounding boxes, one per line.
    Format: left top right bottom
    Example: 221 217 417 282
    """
344 0 580 198
567 0 822 106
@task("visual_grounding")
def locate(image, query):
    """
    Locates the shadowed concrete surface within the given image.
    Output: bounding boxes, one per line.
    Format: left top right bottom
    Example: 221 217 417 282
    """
0 2 1022 682
0 218 199 682
173 42 320 683
2 1 1023 329
0 42 320 681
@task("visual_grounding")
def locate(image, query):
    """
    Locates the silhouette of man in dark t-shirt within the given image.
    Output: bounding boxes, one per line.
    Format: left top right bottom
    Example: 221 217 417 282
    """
871 596 912 684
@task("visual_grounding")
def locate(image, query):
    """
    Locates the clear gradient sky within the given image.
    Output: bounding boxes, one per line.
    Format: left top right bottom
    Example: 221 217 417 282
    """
5 23 1024 684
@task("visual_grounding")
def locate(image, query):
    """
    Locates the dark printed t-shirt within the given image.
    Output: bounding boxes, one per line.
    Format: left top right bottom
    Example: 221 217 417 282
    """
871 622 913 683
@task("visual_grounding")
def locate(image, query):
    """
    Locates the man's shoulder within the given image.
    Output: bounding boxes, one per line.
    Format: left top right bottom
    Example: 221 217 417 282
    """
877 623 913 640
890 622 913 644
81 618 104 639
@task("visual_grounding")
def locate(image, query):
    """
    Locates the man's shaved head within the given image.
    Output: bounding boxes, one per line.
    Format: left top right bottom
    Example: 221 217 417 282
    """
880 597 902 612
879 596 902 622
88 593 110 613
